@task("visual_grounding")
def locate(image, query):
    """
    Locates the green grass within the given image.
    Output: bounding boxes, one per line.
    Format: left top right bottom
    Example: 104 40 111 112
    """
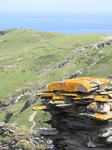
34 110 51 129
0 28 112 129
0 94 50 128
0 29 112 99
0 94 32 127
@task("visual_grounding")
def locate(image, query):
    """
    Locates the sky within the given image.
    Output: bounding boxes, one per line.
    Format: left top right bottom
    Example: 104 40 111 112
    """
0 0 112 14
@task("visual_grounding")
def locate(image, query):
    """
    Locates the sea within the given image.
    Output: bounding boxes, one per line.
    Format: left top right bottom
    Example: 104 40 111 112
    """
0 13 112 34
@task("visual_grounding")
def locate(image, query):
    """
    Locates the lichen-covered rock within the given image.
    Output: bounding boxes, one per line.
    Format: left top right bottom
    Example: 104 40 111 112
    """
34 77 112 150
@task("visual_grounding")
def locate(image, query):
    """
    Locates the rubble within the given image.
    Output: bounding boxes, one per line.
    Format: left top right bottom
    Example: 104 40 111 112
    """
0 122 53 150
34 77 112 150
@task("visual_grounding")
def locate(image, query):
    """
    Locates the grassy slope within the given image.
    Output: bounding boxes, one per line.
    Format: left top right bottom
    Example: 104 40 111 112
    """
0 29 109 99
0 29 112 128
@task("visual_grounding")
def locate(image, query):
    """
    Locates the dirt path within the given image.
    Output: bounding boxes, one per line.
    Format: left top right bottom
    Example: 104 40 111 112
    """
29 111 37 130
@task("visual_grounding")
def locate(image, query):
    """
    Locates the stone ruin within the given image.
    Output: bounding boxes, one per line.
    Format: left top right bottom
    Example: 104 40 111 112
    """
33 77 112 150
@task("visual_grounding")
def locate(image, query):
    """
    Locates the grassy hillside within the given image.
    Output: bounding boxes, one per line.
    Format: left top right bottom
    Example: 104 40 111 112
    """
0 28 112 128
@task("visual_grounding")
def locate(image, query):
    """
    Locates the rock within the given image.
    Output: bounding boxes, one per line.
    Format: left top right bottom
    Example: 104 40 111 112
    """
39 129 59 136
46 140 52 145
91 44 98 50
98 50 103 54
104 41 111 46
4 112 13 123
9 128 15 134
99 130 112 138
0 122 5 127
38 53 76 76
0 65 12 70
16 58 23 61
0 123 53 150
70 71 82 79
0 31 5 35
36 77 112 149
84 136 97 148
20 99 31 113
15 95 24 102
90 40 112 50
108 74 112 79
19 132 24 136
87 102 110 113
97 43 104 48
7 65 13 69
106 136 112 144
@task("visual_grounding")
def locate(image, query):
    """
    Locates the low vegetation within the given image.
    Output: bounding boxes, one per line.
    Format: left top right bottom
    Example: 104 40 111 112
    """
0 28 112 129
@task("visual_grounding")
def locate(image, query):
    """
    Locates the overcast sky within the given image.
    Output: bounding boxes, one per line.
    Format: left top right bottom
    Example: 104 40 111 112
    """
0 0 112 14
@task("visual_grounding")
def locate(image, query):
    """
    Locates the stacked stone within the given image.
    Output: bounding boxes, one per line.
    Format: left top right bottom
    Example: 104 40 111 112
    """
34 77 112 150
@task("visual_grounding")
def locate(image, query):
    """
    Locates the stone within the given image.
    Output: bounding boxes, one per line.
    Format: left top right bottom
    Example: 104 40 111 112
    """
4 112 13 123
39 129 59 136
9 128 15 134
46 140 52 145
35 77 112 150
19 132 24 136
0 31 5 35
106 136 112 144
0 123 53 150
87 102 110 113
98 130 112 138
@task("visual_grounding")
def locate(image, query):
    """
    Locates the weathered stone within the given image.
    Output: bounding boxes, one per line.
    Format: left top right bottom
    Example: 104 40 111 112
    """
106 136 112 144
4 112 13 123
87 102 110 113
9 128 15 134
35 77 112 150
0 123 53 150
19 132 24 136
39 129 59 136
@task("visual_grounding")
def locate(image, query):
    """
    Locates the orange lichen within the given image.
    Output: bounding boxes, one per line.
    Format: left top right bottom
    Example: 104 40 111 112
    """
95 111 112 121
73 97 81 100
48 77 111 93
39 92 55 97
95 96 110 102
82 95 95 100
48 78 92 93
87 102 98 109
32 105 46 110
52 95 64 100
49 99 64 104
35 77 112 121
61 93 79 97
61 93 81 100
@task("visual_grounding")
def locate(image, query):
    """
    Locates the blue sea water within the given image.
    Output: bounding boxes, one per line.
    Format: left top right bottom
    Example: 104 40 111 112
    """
0 13 112 34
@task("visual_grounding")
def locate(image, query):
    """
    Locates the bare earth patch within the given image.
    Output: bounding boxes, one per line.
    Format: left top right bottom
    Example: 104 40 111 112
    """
29 111 37 130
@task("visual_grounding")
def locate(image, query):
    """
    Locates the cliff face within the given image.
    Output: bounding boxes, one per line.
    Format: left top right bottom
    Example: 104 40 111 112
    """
36 77 112 150
47 105 112 150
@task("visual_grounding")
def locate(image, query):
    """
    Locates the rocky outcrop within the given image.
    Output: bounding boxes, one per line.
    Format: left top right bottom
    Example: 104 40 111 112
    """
0 65 13 70
0 31 5 35
4 112 13 123
90 40 112 49
37 77 112 150
38 54 76 76
108 74 112 79
38 40 112 77
0 88 39 111
20 98 36 113
69 71 82 79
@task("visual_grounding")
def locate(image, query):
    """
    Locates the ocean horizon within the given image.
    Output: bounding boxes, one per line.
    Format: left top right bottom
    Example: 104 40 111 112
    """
0 13 112 34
